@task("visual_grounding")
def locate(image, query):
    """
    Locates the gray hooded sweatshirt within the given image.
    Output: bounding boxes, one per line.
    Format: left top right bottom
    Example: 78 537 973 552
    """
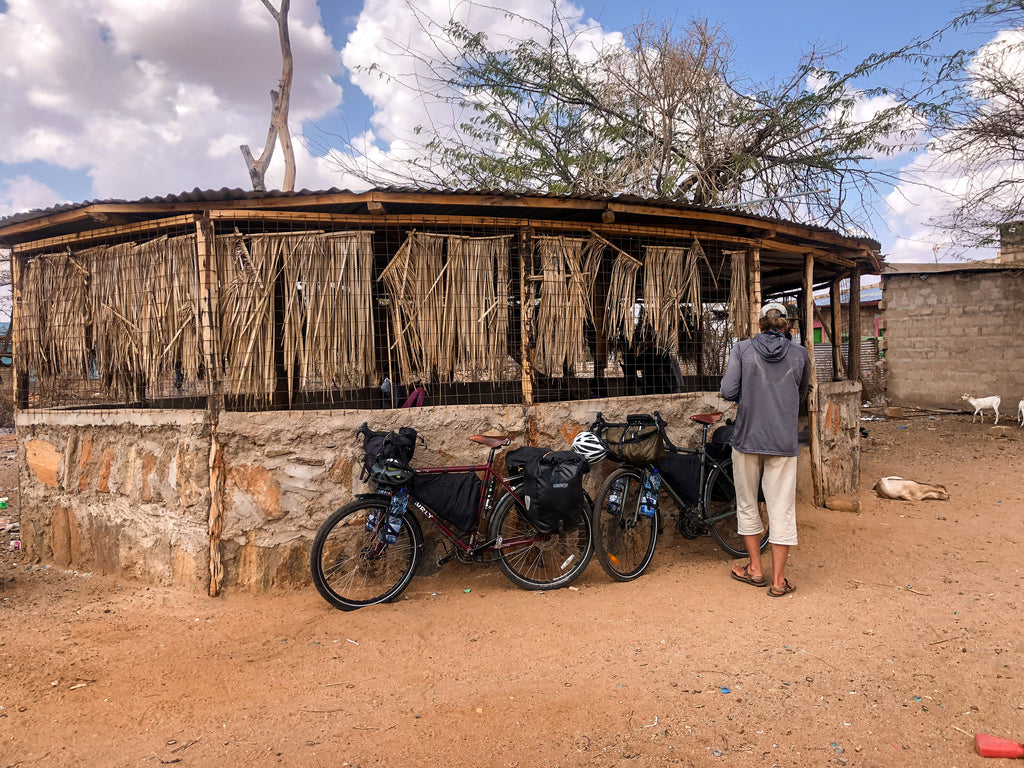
719 332 810 457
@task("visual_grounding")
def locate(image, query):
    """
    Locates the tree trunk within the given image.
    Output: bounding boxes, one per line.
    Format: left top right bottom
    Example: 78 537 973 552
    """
240 0 295 192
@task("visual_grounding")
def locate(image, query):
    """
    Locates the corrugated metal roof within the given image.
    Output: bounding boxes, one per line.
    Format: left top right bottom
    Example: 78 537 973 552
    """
0 185 880 247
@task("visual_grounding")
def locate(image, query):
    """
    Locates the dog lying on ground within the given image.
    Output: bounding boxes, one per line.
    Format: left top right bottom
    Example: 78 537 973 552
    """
873 476 950 501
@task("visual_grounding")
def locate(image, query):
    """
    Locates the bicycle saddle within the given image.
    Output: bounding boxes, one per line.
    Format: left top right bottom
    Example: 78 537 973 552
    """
690 412 723 425
470 433 514 448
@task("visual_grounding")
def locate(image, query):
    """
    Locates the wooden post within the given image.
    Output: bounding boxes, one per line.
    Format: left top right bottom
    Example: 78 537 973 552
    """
747 244 761 337
803 254 823 507
208 434 225 597
10 250 29 410
195 214 222 407
196 214 226 597
519 227 533 406
847 269 862 384
830 279 843 381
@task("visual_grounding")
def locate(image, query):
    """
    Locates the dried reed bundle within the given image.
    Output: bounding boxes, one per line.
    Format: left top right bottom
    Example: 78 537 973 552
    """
137 234 201 391
680 238 715 332
380 232 513 384
216 232 278 399
89 241 146 400
728 249 749 339
446 235 511 380
379 232 444 382
641 245 687 351
532 236 592 376
603 246 642 345
642 239 715 350
17 250 90 381
281 231 376 396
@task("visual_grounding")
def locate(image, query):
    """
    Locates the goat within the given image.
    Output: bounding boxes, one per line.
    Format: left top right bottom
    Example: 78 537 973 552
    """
1018 398 1024 427
873 476 950 501
960 393 1000 424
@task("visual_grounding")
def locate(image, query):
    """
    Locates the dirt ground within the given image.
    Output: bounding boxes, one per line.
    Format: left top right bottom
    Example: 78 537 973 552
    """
1 412 1023 768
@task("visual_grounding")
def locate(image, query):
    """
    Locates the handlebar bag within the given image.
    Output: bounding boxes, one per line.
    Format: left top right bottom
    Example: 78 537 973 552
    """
361 426 418 477
602 422 665 465
521 450 590 534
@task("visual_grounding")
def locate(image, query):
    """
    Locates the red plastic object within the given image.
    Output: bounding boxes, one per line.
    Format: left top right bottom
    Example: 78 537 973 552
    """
975 733 1024 758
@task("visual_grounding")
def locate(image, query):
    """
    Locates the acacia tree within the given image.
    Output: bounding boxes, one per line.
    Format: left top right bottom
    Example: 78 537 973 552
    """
874 1 1024 249
332 4 916 235
241 0 296 192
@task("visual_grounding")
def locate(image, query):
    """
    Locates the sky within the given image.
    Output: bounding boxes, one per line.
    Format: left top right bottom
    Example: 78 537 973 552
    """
0 0 1010 263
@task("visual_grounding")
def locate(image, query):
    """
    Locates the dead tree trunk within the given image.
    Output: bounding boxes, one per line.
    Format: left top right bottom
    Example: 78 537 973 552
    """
240 0 295 192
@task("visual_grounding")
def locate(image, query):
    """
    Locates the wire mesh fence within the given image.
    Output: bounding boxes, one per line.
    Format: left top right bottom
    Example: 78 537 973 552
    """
13 212 743 412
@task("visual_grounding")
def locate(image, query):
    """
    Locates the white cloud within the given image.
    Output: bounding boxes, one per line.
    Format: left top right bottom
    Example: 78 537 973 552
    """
336 0 618 182
0 0 345 200
0 175 65 217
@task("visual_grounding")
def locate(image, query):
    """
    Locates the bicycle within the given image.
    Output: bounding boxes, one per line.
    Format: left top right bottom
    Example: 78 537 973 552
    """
590 411 769 581
309 424 594 610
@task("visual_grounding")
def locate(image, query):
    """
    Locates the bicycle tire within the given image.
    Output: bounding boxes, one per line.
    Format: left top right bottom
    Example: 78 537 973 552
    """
593 467 658 581
487 491 593 590
703 459 770 558
310 497 422 611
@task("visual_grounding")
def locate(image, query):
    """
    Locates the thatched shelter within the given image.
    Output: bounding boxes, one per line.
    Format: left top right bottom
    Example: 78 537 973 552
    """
0 188 881 593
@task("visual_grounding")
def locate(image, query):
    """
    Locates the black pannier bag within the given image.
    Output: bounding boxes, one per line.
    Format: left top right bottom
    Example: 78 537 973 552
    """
504 446 549 476
599 414 666 465
706 421 734 462
410 472 481 533
361 426 418 478
522 450 590 534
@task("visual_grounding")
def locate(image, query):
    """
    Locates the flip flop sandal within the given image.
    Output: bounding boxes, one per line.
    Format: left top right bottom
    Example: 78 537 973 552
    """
767 579 796 597
730 565 767 587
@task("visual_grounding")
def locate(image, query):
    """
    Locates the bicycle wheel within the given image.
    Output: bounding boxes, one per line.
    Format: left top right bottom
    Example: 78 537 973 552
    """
703 459 769 558
593 467 658 581
310 497 423 611
487 491 593 590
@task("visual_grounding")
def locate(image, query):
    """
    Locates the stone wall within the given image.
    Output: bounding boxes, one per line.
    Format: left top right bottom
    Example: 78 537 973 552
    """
18 388 849 593
17 410 212 589
881 270 1024 409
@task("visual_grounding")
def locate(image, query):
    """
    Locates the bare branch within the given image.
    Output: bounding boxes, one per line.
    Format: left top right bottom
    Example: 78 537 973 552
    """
241 0 295 192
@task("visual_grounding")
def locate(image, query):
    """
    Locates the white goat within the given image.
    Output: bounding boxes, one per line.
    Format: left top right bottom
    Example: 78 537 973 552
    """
1018 398 1024 427
961 393 1000 424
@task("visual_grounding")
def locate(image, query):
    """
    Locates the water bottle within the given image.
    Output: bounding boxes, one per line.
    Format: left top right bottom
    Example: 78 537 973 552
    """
639 469 661 518
607 476 626 514
384 488 409 543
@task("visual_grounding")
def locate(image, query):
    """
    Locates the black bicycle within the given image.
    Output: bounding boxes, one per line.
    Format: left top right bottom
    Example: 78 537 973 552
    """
590 411 769 581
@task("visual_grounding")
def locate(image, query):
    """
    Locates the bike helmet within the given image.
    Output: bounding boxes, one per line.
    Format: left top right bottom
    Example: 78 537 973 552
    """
571 431 608 464
368 457 415 487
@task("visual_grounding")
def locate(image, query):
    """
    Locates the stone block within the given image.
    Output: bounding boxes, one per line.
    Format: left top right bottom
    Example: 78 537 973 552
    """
171 546 207 591
140 452 159 502
26 439 60 487
228 463 283 520
50 505 78 567
99 446 116 493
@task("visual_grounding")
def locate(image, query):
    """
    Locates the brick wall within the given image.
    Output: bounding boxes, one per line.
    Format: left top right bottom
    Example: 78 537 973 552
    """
881 270 1024 410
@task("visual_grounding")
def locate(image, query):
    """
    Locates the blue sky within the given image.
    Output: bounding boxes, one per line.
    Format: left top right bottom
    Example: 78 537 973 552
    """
0 0 1004 262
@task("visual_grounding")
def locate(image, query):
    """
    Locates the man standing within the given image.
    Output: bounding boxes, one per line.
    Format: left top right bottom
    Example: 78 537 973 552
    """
719 302 810 596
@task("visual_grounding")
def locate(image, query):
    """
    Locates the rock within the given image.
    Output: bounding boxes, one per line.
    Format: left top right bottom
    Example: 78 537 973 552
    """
881 407 904 419
825 495 860 513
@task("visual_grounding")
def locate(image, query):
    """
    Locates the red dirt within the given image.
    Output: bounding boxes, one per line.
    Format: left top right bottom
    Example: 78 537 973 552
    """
1 415 1022 767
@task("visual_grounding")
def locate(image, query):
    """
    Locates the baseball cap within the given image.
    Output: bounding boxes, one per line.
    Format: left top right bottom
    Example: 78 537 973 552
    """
760 301 789 319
